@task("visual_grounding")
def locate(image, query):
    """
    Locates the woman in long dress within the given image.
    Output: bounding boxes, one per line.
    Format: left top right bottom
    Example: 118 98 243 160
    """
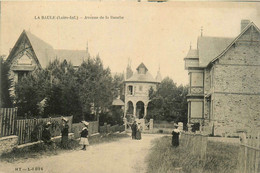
136 122 142 140
79 121 89 150
172 123 180 147
61 117 69 148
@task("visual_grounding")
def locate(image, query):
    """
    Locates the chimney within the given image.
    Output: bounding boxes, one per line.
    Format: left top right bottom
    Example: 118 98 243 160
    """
241 19 251 32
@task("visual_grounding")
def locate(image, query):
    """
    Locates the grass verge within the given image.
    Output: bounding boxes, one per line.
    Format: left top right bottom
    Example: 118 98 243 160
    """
0 133 129 163
146 136 239 173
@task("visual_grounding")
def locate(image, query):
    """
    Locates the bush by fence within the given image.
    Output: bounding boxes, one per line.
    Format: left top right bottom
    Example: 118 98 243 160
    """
153 121 175 129
0 108 73 145
71 121 99 139
99 123 124 134
16 116 73 145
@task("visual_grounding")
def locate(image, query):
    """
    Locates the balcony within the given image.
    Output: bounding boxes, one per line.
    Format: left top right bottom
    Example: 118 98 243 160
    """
188 86 204 96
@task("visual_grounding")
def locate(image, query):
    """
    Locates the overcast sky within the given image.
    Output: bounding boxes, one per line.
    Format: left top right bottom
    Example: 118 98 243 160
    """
1 1 260 85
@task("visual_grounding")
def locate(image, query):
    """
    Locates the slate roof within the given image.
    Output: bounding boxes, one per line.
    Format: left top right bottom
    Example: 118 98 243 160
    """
197 36 233 67
184 49 198 59
7 30 87 68
54 49 88 67
112 98 125 106
211 22 260 64
25 31 56 68
125 71 158 83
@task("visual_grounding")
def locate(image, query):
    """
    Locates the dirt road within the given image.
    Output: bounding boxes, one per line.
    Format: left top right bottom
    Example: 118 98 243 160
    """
0 134 163 173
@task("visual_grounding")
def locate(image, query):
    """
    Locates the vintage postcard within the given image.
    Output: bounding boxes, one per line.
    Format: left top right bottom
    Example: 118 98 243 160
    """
0 1 259 173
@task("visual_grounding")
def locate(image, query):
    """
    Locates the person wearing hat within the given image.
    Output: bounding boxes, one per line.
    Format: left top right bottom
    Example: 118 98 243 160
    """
131 121 137 140
42 122 52 145
79 121 89 150
136 122 142 140
61 117 69 148
172 123 180 147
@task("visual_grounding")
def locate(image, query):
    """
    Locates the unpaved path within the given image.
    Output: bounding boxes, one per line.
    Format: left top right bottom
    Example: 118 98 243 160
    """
0 134 163 173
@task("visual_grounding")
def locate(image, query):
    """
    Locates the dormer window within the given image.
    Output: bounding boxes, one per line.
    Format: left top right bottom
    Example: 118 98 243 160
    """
136 63 148 74
138 67 145 74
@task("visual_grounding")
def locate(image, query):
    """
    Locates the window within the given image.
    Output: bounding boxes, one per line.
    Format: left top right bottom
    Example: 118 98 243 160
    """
190 101 203 118
138 67 145 74
128 85 133 95
191 73 203 87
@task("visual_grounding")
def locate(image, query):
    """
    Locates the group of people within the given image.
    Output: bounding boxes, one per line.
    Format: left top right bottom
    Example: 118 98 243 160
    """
41 117 90 150
41 117 70 148
130 120 180 147
131 120 142 140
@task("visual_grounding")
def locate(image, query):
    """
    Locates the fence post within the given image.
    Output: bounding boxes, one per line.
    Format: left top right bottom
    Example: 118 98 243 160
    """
255 132 259 173
150 119 153 131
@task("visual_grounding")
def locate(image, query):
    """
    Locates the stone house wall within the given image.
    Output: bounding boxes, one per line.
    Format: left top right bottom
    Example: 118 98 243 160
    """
211 32 260 136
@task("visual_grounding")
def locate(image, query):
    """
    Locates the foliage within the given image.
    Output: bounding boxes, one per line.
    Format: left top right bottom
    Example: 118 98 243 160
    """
147 77 188 123
76 56 113 121
15 69 48 117
14 56 122 125
112 73 125 100
146 136 239 173
0 57 13 107
99 106 124 126
44 59 81 120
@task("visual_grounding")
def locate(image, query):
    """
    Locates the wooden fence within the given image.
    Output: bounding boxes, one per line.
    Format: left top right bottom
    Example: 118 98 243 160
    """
238 132 260 173
15 116 73 145
181 132 208 160
0 108 17 137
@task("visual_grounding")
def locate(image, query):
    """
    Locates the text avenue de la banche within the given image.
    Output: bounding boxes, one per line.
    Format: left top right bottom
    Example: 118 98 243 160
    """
34 15 124 20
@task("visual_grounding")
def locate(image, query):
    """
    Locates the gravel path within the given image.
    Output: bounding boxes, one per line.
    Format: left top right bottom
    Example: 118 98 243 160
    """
0 134 163 173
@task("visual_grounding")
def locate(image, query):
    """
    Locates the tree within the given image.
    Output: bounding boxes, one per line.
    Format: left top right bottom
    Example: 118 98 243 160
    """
0 56 13 107
76 56 114 121
44 59 82 121
148 77 188 123
15 69 48 117
112 73 124 100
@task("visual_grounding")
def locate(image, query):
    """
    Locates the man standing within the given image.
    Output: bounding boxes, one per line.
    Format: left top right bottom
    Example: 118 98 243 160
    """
131 121 137 139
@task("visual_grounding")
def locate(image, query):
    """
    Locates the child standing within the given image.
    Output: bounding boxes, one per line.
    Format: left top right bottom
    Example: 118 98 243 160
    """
79 121 89 150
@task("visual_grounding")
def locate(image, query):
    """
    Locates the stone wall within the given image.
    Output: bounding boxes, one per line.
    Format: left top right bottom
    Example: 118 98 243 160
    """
0 135 18 155
213 93 260 136
210 32 260 136
214 65 260 93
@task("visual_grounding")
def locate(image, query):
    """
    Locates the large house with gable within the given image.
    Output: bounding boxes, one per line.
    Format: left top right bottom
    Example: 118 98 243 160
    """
5 30 90 94
184 20 260 136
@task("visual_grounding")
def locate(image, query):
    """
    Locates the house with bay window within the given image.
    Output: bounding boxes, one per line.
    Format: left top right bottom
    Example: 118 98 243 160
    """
184 20 260 136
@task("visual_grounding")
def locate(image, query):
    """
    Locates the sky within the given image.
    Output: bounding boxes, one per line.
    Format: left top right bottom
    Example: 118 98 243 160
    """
1 1 260 85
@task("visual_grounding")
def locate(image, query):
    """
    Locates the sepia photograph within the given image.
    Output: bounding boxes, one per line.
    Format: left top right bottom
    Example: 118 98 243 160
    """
0 1 259 173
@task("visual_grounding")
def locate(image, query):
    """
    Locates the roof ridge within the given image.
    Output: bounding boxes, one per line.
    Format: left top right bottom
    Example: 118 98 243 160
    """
210 22 260 65
25 30 53 49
